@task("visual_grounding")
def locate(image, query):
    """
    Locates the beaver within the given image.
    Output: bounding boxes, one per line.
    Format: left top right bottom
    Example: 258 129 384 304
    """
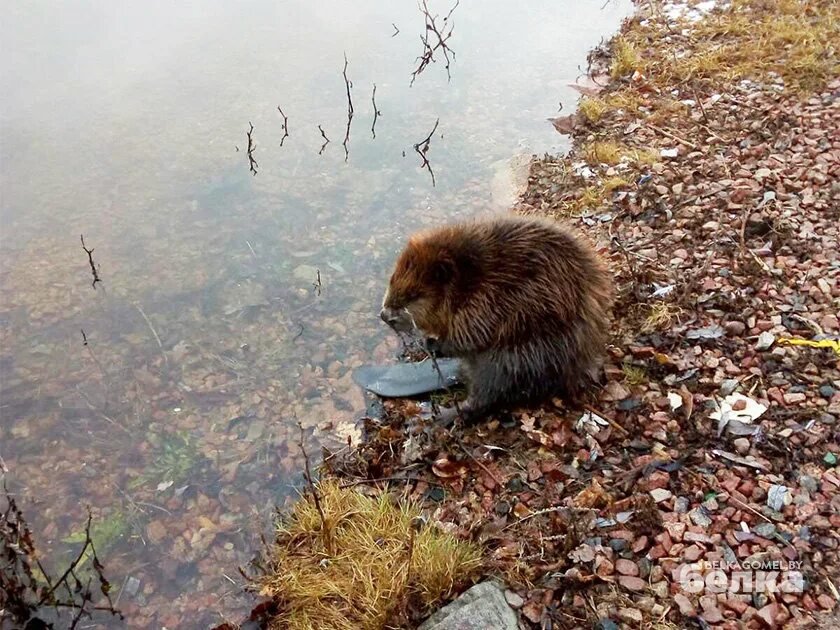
380 215 613 421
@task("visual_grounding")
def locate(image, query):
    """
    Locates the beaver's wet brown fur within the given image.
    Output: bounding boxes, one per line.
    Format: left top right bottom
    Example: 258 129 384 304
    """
380 215 613 420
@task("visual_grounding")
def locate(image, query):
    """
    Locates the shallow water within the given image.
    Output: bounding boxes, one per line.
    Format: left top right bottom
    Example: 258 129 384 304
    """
0 1 630 626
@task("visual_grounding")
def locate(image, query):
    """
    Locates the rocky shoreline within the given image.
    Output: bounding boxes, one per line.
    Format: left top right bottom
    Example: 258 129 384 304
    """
263 1 839 628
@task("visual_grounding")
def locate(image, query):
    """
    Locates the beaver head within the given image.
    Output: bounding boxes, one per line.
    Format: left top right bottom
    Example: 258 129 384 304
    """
380 230 480 340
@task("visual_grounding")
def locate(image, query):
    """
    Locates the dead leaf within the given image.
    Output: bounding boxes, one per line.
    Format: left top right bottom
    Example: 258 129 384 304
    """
521 600 545 624
574 479 611 508
548 114 578 134
567 82 603 97
432 458 468 479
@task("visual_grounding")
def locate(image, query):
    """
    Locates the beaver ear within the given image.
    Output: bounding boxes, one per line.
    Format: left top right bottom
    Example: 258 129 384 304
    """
430 257 455 285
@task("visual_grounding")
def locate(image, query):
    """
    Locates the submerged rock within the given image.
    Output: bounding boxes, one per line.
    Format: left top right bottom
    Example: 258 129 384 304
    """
419 581 518 630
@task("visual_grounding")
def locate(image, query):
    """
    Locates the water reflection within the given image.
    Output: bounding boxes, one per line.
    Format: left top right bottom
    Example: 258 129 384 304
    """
0 0 630 626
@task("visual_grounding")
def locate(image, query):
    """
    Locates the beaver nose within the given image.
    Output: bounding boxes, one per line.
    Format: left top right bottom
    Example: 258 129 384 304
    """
380 307 399 325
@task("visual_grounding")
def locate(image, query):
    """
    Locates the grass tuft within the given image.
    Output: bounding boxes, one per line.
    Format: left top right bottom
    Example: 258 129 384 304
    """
610 37 642 78
602 175 631 192
578 97 610 123
581 141 659 166
622 363 647 386
258 480 481 630
582 141 624 165
640 302 684 333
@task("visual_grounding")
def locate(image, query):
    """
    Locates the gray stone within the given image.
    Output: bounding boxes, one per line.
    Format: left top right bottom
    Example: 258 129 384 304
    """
753 522 777 539
720 379 740 396
799 474 818 493
819 385 836 399
125 576 141 597
419 581 518 630
689 507 713 527
766 484 789 511
503 590 524 608
733 437 751 455
755 332 775 351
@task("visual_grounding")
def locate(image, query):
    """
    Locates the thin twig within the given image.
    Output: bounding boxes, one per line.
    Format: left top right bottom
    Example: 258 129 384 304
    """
342 54 354 118
134 303 168 366
371 83 382 139
76 385 131 435
646 123 698 150
413 118 440 186
455 436 502 486
38 511 93 604
246 122 258 175
426 343 461 417
312 269 322 296
277 107 289 147
297 421 332 554
692 87 709 123
342 53 354 162
80 329 108 383
317 125 330 155
338 475 436 489
80 235 102 289
410 0 459 86
583 404 628 435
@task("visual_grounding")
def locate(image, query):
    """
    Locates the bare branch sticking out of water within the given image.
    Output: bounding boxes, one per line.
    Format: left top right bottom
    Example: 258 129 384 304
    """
413 118 440 186
277 107 289 147
371 84 382 139
313 269 322 296
246 122 258 175
80 235 102 289
297 421 332 554
0 492 125 628
342 54 354 162
318 125 330 155
410 0 459 86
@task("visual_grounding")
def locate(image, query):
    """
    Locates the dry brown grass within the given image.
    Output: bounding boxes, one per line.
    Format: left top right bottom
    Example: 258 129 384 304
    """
582 141 624 165
637 0 839 91
610 36 642 78
582 141 659 167
640 301 684 333
578 97 610 123
258 480 481 630
602 90 645 114
581 0 837 146
602 175 631 192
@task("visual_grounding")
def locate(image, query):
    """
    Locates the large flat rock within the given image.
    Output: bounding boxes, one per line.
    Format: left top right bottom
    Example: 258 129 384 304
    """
419 581 518 630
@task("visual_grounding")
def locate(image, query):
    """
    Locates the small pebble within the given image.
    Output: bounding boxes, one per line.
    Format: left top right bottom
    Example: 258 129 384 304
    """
756 331 775 351
733 437 751 454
